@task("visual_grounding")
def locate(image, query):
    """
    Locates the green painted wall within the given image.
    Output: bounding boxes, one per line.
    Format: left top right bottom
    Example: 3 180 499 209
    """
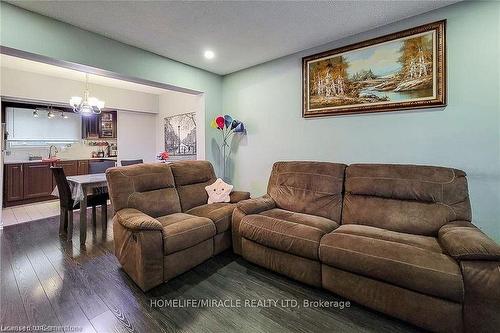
0 2 222 166
222 1 500 241
1 2 499 240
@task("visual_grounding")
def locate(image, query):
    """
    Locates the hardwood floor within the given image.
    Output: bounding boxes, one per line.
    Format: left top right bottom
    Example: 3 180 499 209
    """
0 211 422 333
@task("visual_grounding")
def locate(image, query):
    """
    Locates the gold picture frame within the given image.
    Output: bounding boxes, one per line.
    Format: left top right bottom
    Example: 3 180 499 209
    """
302 20 446 117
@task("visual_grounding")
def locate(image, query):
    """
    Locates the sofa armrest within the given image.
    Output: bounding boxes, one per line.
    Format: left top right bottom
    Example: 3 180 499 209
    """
115 208 163 232
236 194 276 215
231 194 276 255
439 221 500 261
229 191 251 203
113 215 164 291
461 260 500 332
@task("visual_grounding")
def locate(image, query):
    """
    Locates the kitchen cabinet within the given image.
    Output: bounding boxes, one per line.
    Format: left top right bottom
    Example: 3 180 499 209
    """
23 162 54 199
6 106 81 142
82 111 117 139
3 158 115 207
5 164 23 202
99 111 117 138
55 160 78 177
77 160 89 175
82 115 100 139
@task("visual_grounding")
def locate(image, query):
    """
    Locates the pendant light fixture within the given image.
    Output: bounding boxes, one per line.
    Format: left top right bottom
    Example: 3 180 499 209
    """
69 73 105 115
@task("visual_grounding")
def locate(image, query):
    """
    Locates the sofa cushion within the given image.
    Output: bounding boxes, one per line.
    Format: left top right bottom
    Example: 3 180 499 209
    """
259 208 338 233
319 230 464 302
240 215 325 260
170 161 217 211
267 161 346 221
157 213 216 255
186 203 236 234
333 224 443 253
343 164 471 236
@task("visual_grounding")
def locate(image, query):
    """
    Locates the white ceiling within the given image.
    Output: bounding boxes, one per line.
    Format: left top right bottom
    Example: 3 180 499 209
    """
8 1 459 75
0 54 170 95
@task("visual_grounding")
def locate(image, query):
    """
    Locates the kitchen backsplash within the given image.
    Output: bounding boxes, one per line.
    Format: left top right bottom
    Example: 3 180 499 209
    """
4 139 117 162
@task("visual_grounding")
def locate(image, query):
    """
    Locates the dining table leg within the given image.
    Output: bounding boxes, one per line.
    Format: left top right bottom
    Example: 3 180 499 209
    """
101 203 108 235
68 210 74 241
80 190 88 245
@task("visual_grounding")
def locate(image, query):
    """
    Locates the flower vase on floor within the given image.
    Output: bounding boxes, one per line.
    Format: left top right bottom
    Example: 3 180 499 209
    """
211 114 246 181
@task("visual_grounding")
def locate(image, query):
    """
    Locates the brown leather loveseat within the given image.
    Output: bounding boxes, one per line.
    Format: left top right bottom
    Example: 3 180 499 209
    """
233 161 500 333
106 160 249 291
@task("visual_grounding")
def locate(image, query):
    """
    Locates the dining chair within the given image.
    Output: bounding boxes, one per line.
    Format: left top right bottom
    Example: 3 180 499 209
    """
51 167 109 238
121 159 143 166
88 160 116 174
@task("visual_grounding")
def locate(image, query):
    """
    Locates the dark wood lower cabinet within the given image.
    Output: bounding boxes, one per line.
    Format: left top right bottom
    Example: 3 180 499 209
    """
3 159 114 207
22 162 54 199
77 160 89 175
55 160 79 177
5 164 23 202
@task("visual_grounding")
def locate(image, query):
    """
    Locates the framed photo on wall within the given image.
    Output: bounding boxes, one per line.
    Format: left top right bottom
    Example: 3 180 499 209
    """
164 112 197 160
302 20 446 117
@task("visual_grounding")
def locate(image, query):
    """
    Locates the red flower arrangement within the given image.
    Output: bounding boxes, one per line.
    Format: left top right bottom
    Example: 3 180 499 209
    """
156 151 170 161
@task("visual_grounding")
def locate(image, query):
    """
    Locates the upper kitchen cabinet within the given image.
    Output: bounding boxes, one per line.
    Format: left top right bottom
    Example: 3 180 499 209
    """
5 107 81 142
99 111 117 138
82 114 100 139
82 111 117 139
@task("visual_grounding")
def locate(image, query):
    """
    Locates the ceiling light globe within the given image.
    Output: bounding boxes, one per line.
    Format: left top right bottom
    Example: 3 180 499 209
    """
204 50 215 59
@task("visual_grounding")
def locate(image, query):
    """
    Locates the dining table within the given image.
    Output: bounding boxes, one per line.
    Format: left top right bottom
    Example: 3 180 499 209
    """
64 173 108 244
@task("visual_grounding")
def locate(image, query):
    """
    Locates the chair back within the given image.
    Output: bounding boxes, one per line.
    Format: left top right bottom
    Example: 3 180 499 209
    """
89 160 116 174
121 159 143 166
51 167 73 209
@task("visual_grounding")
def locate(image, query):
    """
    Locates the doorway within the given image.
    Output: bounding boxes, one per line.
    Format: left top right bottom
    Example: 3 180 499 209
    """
0 48 205 227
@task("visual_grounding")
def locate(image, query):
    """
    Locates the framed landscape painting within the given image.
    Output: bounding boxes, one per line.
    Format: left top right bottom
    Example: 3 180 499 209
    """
302 20 446 117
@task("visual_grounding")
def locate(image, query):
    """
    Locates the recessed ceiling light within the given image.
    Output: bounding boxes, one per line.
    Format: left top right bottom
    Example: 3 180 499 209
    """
204 50 215 59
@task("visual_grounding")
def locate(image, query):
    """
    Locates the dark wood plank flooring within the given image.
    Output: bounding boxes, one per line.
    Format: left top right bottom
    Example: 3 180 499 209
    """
0 209 422 333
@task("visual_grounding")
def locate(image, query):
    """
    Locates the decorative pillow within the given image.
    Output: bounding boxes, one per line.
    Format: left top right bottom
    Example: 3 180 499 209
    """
205 178 233 204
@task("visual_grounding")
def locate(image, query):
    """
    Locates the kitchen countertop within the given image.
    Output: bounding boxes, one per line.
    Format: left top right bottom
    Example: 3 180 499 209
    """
4 157 118 165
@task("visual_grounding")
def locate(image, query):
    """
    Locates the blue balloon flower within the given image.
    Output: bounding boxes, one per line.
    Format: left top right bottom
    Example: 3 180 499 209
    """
234 122 245 133
230 119 238 130
224 115 233 129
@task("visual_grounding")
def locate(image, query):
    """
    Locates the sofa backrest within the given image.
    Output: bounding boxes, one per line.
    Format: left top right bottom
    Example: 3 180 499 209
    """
170 160 217 211
106 163 182 218
267 161 347 222
342 164 471 236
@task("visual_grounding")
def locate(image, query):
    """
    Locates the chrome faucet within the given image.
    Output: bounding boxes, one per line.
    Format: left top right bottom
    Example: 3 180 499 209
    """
49 145 59 158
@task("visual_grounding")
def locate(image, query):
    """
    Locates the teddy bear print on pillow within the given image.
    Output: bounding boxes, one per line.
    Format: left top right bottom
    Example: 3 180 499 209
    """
205 178 233 204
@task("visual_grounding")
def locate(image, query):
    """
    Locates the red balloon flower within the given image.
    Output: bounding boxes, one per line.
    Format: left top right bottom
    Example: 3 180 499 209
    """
215 116 225 129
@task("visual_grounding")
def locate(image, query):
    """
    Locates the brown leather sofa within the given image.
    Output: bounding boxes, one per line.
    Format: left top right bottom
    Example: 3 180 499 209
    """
233 161 500 333
106 160 249 291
